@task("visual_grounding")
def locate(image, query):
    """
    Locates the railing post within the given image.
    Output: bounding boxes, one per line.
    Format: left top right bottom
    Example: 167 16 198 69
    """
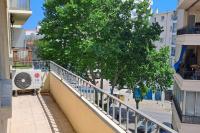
145 119 148 133
85 83 88 99
78 78 81 93
107 95 110 115
126 107 129 132
135 113 138 133
102 93 104 111
156 125 160 133
112 99 115 120
119 103 122 126
89 85 92 101
81 80 83 95
92 87 95 104
97 91 100 107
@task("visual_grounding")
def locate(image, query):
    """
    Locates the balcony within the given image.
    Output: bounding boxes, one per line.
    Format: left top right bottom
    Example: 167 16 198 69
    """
177 26 200 46
9 61 177 133
9 0 32 25
173 97 200 124
177 26 200 35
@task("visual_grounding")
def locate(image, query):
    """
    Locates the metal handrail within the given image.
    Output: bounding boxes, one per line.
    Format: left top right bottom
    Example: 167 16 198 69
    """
177 26 200 35
49 61 178 133
178 70 200 80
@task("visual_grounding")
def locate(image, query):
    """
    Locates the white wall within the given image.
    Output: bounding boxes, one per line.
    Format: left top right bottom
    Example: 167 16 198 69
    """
0 0 10 79
12 28 25 48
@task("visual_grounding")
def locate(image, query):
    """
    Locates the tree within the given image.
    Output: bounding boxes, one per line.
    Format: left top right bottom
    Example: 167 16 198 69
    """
38 0 173 109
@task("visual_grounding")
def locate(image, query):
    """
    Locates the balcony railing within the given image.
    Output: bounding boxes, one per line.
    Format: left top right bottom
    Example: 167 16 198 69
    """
10 0 30 10
178 70 200 80
177 27 200 35
173 97 200 124
49 61 177 133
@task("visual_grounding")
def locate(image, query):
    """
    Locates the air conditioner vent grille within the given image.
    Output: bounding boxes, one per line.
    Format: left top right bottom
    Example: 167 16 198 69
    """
14 72 32 89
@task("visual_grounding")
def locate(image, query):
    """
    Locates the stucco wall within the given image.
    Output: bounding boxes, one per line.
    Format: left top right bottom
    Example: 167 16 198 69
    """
48 72 119 133
0 0 10 79
41 73 50 93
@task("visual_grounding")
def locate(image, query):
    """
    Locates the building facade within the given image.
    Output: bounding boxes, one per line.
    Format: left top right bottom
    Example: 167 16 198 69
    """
172 0 200 132
0 0 32 132
151 11 177 66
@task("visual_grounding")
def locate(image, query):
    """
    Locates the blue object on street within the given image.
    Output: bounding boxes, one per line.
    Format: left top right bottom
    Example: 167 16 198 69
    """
143 89 152 100
134 86 142 101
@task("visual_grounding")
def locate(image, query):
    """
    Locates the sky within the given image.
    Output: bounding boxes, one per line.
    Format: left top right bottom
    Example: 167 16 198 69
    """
23 0 178 30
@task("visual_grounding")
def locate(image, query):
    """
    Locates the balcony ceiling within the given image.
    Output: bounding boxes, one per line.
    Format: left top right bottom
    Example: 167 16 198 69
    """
9 10 32 25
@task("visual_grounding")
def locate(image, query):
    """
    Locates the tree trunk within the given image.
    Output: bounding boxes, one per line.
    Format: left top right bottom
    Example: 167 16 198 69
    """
100 78 103 89
111 86 114 95
100 78 104 108
136 100 140 109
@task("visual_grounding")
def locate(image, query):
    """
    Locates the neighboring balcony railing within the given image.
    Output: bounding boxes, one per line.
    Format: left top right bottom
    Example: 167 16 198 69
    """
178 70 200 80
173 97 200 124
10 0 30 10
177 27 200 35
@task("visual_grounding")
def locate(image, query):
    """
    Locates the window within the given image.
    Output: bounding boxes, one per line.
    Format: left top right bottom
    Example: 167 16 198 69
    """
161 16 165 21
171 47 176 56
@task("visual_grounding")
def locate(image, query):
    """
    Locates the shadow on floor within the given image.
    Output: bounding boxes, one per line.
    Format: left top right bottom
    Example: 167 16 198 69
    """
37 94 76 133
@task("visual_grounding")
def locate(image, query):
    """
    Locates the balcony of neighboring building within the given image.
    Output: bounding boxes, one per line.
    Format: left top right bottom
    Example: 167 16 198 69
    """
8 61 177 133
9 0 32 25
174 45 200 91
177 13 200 46
172 81 200 132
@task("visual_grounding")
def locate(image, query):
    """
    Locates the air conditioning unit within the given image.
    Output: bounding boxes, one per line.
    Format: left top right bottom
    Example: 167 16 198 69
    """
12 69 47 91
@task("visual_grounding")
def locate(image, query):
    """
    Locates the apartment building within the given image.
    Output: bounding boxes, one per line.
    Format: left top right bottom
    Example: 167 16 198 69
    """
151 11 177 66
0 1 178 133
0 0 32 132
172 0 200 132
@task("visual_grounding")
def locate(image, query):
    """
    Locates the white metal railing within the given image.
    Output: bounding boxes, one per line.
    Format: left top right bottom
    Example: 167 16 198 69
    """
49 61 178 133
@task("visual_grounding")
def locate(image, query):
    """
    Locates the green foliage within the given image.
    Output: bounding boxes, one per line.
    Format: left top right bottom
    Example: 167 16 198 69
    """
38 0 173 101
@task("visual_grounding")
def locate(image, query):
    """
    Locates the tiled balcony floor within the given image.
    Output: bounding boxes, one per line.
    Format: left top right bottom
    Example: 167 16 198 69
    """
9 94 75 133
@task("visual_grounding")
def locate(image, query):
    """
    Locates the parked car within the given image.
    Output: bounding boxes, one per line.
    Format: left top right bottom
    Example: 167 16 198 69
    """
137 120 156 133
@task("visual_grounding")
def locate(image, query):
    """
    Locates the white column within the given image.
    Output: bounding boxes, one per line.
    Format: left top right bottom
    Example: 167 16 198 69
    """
0 1 12 133
0 119 8 133
0 0 10 80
